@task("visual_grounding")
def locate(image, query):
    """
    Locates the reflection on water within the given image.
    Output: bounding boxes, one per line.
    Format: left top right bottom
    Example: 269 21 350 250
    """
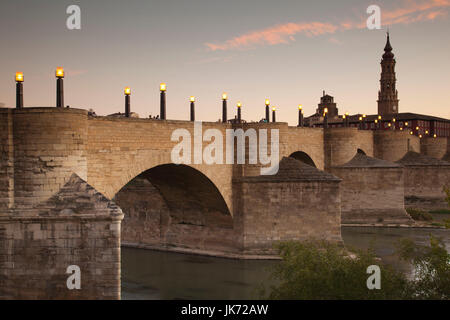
121 227 449 300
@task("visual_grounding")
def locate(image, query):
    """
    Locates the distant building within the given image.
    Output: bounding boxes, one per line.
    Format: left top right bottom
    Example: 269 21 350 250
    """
304 91 339 127
305 33 450 137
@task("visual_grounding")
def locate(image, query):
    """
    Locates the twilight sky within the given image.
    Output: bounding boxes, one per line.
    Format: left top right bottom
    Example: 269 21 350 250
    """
1 0 449 124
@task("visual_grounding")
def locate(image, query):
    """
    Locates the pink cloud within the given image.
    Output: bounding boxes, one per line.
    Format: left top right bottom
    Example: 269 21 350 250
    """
205 22 338 51
205 0 450 51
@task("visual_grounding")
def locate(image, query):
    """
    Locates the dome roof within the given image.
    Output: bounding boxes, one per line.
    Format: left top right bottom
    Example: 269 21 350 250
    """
238 157 341 182
333 153 402 168
396 151 450 166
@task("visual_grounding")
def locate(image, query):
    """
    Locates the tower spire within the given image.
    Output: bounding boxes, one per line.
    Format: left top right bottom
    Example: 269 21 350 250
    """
377 32 399 115
384 30 392 53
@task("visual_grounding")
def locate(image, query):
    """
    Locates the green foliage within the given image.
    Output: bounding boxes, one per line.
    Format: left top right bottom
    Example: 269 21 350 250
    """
260 240 408 300
444 186 450 207
406 208 433 221
429 209 450 214
260 238 450 300
397 236 450 300
444 219 450 229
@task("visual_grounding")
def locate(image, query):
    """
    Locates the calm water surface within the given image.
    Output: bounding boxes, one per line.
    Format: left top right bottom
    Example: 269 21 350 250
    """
121 227 450 300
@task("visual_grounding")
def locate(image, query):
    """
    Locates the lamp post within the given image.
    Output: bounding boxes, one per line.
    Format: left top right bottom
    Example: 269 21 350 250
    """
160 83 166 120
374 119 378 130
124 87 131 117
15 72 24 109
298 105 304 127
222 93 227 123
378 115 382 129
359 116 363 130
265 99 270 123
362 114 366 130
344 112 349 127
392 118 396 130
237 101 242 123
323 108 328 129
190 96 195 121
56 67 64 108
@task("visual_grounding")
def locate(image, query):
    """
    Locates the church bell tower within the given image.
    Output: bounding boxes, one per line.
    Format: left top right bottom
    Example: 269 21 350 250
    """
377 32 399 115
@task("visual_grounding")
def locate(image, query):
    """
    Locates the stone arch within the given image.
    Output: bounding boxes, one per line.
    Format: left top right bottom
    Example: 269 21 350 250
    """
357 148 367 155
114 163 235 251
289 151 317 167
88 149 233 214
116 163 231 217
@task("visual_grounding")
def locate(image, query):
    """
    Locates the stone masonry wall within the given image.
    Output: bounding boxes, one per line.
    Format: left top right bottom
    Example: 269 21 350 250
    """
403 166 450 209
12 108 88 209
420 137 448 160
329 167 412 225
374 130 420 162
324 128 374 169
0 109 14 209
0 174 123 300
234 180 342 254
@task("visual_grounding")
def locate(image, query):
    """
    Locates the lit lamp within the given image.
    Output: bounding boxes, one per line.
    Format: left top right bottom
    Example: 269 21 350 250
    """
345 112 349 127
190 96 195 121
362 114 366 129
298 105 304 127
265 99 270 123
392 118 396 130
272 106 276 123
378 115 382 129
237 101 242 123
425 130 429 135
56 67 64 108
15 72 24 109
222 93 228 123
323 108 329 129
359 116 363 130
124 87 131 117
160 83 167 120
433 134 437 138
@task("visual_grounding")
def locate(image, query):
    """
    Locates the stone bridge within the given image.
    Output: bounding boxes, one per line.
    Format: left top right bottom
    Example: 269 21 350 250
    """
0 107 448 299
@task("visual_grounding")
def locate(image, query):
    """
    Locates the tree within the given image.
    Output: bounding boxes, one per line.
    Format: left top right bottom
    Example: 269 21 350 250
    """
397 236 450 300
260 238 450 300
260 240 408 300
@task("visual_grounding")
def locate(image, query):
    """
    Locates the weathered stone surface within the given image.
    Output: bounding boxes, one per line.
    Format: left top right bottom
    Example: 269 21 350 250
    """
396 151 450 209
233 157 342 254
0 174 123 300
0 107 448 300
330 153 413 225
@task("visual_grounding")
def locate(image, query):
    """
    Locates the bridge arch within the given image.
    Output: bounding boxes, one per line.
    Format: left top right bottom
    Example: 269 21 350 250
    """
357 148 367 155
114 163 235 251
289 151 317 167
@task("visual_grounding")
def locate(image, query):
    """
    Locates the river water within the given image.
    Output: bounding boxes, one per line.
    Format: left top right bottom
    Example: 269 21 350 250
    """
121 227 450 300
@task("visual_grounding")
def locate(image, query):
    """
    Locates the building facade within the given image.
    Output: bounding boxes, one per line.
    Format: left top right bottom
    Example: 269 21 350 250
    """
306 33 450 138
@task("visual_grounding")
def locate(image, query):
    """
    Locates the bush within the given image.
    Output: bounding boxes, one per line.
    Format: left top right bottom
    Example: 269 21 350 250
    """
429 209 450 214
259 240 408 300
444 186 450 207
406 208 433 221
397 236 450 300
260 238 450 300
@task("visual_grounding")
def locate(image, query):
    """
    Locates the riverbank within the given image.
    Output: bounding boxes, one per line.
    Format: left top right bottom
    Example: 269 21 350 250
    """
122 223 448 260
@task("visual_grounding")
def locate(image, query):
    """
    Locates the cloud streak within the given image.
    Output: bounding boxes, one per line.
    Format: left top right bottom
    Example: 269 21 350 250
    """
205 0 450 51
